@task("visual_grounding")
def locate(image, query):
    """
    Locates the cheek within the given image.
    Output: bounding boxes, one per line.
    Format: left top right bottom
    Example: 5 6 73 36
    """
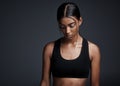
60 29 66 34
70 29 76 36
72 27 79 33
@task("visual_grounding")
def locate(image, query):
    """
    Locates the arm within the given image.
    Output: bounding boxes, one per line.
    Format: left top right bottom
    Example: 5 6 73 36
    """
40 42 54 86
89 43 101 86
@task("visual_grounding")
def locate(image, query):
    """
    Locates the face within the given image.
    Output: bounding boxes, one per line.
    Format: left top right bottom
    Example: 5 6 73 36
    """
58 16 82 39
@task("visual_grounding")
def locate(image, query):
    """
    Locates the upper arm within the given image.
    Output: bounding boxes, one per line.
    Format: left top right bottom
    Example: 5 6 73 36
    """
89 42 101 86
41 42 54 81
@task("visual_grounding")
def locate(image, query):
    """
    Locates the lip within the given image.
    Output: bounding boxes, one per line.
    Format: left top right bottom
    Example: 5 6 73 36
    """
65 35 73 39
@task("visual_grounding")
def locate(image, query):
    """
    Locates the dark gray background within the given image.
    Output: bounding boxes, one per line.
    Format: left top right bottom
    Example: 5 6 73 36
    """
1 0 120 86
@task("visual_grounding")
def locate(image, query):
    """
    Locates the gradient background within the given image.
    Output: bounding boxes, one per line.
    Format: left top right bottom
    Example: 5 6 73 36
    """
1 0 120 86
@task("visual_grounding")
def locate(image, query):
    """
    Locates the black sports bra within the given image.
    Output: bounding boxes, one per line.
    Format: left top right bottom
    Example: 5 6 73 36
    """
50 37 91 78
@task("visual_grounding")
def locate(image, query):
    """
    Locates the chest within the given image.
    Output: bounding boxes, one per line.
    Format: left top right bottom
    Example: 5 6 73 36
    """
60 45 82 60
50 38 91 78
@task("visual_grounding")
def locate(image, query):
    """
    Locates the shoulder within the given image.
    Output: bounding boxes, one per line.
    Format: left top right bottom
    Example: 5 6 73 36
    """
43 41 55 56
43 41 55 51
88 41 100 52
88 40 101 61
43 38 60 58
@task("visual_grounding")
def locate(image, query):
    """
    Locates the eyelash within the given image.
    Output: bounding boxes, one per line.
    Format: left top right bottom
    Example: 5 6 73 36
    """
69 24 75 28
59 26 66 29
59 23 75 29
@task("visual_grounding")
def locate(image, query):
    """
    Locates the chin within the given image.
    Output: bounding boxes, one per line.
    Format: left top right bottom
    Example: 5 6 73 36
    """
65 36 73 39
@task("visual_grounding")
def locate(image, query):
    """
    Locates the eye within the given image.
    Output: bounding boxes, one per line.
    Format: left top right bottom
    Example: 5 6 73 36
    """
59 25 66 29
69 23 75 28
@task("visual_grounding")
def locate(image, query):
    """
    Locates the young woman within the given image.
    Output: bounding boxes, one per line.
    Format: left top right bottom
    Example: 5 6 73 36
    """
40 2 101 86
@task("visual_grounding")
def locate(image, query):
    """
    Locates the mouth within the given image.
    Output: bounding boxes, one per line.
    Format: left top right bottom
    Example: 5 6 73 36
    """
65 35 73 39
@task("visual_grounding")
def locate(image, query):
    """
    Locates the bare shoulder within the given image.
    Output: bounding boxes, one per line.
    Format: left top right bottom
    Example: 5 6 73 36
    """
43 41 55 51
88 41 100 52
43 41 55 58
88 41 101 61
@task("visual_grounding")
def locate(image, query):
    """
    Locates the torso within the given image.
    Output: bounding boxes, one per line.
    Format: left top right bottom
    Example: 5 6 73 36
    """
50 37 92 86
53 77 87 86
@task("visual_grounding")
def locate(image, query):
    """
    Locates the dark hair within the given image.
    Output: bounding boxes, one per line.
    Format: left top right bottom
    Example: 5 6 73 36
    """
57 2 81 22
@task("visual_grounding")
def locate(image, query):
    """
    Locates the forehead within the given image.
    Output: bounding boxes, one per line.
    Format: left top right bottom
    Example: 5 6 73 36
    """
59 16 77 25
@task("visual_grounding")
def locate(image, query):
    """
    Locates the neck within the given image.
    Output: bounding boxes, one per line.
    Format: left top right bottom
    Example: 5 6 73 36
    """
63 34 82 44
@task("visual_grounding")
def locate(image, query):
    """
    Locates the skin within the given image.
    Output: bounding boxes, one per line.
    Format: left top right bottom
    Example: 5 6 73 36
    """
40 16 101 86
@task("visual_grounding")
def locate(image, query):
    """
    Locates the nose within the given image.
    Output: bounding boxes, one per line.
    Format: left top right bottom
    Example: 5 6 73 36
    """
66 27 71 34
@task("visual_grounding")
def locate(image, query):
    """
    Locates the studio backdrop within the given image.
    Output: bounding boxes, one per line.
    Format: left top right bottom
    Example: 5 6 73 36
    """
1 0 120 86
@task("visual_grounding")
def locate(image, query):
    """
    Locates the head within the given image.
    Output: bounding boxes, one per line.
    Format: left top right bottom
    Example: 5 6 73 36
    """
57 2 83 39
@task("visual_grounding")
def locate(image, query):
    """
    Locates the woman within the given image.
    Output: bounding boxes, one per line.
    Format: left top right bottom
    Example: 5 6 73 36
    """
40 2 101 86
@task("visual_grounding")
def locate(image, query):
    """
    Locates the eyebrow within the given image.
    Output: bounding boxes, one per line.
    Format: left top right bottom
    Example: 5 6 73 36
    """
68 22 76 26
59 22 76 26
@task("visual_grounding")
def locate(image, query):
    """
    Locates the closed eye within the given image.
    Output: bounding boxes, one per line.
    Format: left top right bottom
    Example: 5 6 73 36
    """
59 22 76 29
59 25 66 29
68 22 76 28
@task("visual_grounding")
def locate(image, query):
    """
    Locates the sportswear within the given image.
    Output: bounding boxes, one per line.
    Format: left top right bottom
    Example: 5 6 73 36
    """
50 37 91 78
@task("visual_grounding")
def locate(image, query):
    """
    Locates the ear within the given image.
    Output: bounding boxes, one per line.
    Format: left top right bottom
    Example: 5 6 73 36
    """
78 17 83 26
